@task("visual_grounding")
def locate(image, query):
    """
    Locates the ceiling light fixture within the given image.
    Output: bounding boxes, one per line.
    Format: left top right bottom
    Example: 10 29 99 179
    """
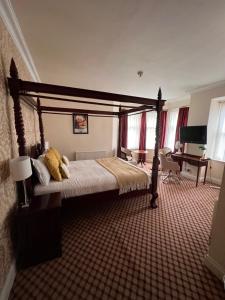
137 70 143 77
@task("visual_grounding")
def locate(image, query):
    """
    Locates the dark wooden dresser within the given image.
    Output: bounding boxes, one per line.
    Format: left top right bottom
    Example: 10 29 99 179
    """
16 192 62 269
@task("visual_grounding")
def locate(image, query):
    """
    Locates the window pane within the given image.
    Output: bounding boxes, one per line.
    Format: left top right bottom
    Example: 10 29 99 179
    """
164 109 179 150
127 114 141 149
212 103 225 161
146 111 157 149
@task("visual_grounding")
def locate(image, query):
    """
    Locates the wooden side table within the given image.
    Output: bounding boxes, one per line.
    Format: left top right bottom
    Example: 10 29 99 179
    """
133 150 148 167
16 192 62 269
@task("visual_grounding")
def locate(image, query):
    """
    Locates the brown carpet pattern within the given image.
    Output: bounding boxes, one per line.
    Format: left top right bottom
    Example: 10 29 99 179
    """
10 179 225 299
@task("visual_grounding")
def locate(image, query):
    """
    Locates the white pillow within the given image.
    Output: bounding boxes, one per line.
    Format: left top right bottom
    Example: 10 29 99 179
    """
31 158 51 186
38 154 45 162
62 155 69 166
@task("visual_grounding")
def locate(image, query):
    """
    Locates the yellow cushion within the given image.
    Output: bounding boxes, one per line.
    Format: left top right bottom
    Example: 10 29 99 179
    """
50 147 61 162
44 151 62 181
59 162 70 179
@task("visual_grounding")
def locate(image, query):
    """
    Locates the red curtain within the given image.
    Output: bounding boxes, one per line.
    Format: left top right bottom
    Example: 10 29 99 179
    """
139 112 146 150
160 111 167 149
120 115 128 148
174 107 189 147
139 112 146 160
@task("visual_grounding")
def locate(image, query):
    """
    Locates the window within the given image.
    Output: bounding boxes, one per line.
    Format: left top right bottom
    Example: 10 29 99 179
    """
146 111 157 149
164 109 179 150
127 114 141 149
209 101 225 161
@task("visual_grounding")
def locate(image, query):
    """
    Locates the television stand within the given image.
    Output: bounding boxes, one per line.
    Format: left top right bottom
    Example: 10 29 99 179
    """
171 153 210 187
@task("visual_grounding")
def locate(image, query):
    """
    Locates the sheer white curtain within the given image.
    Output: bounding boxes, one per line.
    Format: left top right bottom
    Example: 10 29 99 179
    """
127 114 141 149
212 102 225 161
164 109 179 150
146 111 157 149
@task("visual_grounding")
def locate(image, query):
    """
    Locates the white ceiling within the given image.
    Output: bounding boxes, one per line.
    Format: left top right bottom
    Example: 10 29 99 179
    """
11 0 225 101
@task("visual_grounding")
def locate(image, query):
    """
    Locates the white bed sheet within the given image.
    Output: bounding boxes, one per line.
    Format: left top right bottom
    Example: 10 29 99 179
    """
34 159 151 198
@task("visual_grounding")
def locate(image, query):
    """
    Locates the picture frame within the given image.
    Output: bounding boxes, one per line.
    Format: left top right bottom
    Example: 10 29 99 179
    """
73 113 88 134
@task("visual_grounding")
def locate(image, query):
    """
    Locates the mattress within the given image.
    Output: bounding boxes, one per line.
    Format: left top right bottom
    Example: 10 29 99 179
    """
34 159 151 198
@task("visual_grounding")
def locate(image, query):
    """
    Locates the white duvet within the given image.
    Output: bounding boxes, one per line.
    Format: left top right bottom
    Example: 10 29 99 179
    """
34 159 150 198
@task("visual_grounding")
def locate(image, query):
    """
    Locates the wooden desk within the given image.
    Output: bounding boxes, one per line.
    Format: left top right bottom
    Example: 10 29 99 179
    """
171 153 210 187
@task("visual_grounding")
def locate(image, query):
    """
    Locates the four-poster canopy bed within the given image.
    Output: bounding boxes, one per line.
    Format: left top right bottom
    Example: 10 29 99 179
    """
8 58 165 209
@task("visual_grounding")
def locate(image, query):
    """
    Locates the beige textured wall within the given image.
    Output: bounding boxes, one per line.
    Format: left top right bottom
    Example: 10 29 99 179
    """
186 85 225 184
165 98 190 110
0 17 38 290
42 100 116 160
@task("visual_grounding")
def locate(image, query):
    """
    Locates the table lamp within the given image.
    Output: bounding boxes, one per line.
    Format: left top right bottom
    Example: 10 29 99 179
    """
10 156 32 207
175 141 183 154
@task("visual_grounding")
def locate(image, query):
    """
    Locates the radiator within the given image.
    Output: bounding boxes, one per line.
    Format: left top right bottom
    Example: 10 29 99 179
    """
75 150 115 160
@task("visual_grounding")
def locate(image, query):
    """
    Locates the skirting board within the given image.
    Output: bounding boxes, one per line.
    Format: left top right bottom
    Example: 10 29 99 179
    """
0 261 16 300
181 171 221 186
204 254 225 283
181 171 204 182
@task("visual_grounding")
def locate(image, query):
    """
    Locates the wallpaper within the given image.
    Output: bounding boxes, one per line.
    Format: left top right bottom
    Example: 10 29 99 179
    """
0 17 39 290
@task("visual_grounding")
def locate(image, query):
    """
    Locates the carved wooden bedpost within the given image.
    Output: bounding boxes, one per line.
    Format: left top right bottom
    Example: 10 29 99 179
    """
9 58 27 156
150 88 163 209
37 97 45 151
117 106 122 157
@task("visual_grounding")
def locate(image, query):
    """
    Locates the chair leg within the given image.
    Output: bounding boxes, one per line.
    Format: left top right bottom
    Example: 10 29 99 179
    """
162 170 181 184
175 171 181 184
162 174 169 183
162 171 171 183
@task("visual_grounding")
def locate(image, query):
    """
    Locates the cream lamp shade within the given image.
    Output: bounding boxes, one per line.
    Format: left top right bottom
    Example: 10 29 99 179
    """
175 141 183 154
10 156 32 181
175 141 180 149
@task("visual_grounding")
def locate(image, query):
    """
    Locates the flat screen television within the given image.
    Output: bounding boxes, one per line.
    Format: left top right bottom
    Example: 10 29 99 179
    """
180 126 207 144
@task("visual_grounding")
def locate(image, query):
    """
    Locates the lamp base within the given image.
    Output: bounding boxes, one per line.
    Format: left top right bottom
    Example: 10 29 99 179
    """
21 200 30 208
16 181 30 208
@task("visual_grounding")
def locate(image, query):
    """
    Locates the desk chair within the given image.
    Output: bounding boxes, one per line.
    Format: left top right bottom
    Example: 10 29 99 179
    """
160 153 181 183
121 147 137 166
159 147 172 157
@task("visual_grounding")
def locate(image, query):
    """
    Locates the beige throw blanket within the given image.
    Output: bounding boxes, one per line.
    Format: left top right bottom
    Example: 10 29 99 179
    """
96 157 149 194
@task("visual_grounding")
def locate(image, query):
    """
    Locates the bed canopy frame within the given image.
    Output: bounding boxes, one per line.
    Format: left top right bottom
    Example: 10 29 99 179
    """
8 58 165 208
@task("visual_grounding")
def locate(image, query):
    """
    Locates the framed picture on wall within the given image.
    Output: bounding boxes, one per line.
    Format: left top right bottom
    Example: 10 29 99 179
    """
73 113 89 134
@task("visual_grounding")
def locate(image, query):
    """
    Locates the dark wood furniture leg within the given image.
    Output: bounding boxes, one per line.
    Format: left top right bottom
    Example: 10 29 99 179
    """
117 106 122 157
196 164 200 187
138 154 145 167
150 88 163 209
179 160 183 172
204 162 208 185
8 59 27 156
37 97 45 151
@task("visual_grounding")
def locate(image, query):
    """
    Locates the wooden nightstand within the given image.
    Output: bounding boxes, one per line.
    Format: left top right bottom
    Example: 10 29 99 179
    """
16 192 62 269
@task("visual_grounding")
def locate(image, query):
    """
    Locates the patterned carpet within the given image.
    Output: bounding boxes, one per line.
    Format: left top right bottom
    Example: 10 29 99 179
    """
10 178 225 299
